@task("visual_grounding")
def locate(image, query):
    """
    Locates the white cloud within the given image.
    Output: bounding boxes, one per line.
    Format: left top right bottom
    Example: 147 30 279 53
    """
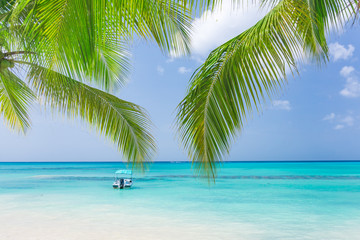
339 66 360 98
157 65 164 75
323 113 336 121
324 113 356 130
272 100 291 111
340 116 355 126
334 124 345 130
329 42 355 61
190 2 269 57
340 78 360 98
178 67 191 74
340 66 355 77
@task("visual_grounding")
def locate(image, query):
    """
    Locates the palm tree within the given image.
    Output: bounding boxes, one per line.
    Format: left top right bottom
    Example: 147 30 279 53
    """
176 0 358 178
0 0 194 167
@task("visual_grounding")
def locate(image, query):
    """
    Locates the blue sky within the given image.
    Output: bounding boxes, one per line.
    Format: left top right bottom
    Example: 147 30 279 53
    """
1 3 359 162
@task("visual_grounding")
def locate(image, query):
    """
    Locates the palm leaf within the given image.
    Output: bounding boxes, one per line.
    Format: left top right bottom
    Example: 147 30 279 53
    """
175 0 349 178
4 0 192 91
23 63 156 167
0 68 34 132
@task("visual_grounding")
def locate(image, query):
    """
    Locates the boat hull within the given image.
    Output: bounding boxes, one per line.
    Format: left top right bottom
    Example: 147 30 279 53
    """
112 179 132 189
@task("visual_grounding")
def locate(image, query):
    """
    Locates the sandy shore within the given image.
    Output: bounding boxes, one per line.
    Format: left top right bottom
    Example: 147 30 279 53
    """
1 204 359 240
0 204 261 240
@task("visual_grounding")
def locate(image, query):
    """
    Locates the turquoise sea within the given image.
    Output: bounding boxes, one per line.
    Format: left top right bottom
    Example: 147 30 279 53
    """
1 161 360 240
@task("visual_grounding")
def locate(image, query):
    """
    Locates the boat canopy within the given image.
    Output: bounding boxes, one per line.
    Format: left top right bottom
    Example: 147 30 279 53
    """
115 169 132 175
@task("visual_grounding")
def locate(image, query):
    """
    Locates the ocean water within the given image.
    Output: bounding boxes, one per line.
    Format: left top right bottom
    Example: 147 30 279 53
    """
0 161 360 240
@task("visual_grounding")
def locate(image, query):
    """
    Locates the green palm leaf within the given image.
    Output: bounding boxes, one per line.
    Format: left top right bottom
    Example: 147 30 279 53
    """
5 0 192 91
24 63 156 167
261 0 353 61
0 68 34 132
176 0 352 178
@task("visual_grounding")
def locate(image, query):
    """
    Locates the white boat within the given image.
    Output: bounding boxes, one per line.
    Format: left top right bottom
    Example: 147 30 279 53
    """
112 169 133 189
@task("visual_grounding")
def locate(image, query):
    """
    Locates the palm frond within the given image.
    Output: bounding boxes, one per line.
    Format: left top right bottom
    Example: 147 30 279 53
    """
23 63 156 167
261 0 355 31
4 0 192 91
0 68 34 132
176 0 339 178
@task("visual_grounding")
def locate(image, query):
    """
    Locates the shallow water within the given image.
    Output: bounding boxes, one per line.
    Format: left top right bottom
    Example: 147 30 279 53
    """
1 162 360 240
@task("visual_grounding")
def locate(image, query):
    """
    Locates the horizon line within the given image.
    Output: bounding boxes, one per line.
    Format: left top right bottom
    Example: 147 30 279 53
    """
1 160 360 163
